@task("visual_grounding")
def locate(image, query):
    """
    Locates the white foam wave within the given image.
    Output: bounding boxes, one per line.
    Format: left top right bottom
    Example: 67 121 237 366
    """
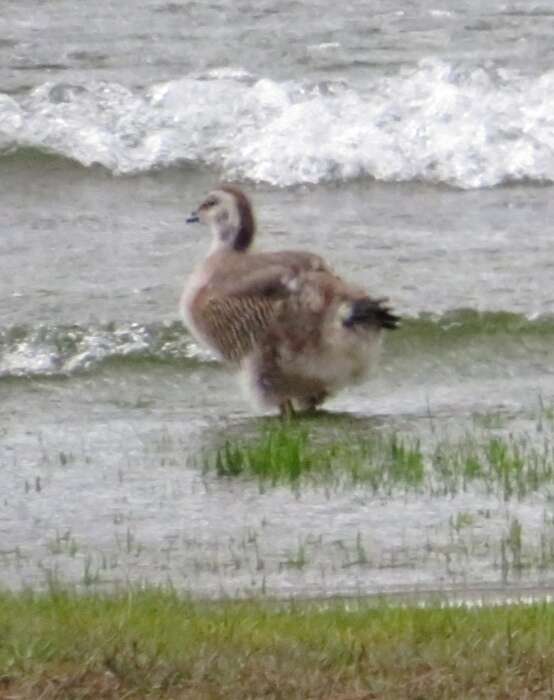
0 322 210 379
3 59 554 188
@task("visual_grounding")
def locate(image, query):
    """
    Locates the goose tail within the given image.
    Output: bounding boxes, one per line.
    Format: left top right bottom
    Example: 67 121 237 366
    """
343 297 400 331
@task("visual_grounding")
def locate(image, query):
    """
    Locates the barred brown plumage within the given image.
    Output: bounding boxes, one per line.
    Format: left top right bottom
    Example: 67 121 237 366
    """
180 185 399 416
201 296 278 362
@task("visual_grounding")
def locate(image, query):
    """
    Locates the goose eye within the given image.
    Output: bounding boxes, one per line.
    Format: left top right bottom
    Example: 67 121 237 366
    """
204 197 218 208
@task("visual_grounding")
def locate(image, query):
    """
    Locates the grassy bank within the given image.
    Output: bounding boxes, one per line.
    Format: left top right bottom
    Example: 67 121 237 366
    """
2 590 554 698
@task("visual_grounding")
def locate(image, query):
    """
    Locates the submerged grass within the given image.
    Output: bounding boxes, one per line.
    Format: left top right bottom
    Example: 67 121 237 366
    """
2 589 554 699
201 424 425 491
200 413 554 499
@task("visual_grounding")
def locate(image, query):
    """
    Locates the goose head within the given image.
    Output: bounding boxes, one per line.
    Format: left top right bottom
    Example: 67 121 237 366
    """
187 185 256 252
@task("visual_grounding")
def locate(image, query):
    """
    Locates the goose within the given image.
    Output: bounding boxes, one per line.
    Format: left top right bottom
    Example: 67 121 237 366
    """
180 185 399 416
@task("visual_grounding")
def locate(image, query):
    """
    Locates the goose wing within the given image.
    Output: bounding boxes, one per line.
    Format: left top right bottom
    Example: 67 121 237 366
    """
191 262 306 363
189 251 397 363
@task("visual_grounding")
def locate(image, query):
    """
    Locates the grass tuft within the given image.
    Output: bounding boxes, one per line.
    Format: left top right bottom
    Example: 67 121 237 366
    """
211 426 316 483
200 418 554 500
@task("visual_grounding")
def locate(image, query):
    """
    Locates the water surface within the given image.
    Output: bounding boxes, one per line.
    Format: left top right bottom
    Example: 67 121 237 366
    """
1 0 553 599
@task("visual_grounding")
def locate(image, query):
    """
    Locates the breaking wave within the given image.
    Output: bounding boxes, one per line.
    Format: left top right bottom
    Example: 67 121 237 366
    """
3 60 554 187
0 321 211 379
1 311 552 381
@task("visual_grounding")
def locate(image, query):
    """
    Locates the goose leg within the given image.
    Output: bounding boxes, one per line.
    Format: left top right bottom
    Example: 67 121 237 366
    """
293 391 328 414
279 399 295 420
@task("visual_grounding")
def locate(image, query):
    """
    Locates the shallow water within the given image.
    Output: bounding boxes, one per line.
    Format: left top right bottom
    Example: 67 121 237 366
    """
1 0 553 598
